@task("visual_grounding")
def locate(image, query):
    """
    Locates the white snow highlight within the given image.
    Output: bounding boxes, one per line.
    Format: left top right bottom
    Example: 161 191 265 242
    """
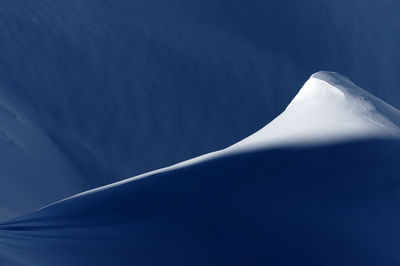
231 71 400 151
50 71 400 203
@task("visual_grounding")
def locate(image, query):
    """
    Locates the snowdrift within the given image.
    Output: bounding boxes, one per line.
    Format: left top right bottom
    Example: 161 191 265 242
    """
1 72 400 265
0 100 89 221
1 140 400 266
232 71 400 150
1 1 400 224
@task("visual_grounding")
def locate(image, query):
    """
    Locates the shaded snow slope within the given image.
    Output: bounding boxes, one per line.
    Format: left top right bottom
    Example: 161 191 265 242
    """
1 139 400 266
0 97 89 221
232 72 400 150
0 0 400 204
39 71 400 203
1 71 399 222
1 73 400 265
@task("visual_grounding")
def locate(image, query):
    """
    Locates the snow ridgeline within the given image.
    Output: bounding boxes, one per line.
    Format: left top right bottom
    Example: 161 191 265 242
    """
231 71 400 150
48 71 400 202
1 72 400 266
1 0 400 226
0 71 399 222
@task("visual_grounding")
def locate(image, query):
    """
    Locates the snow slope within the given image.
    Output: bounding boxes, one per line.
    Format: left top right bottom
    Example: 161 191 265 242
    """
1 72 400 265
39 71 400 201
1 140 400 266
0 1 400 215
232 72 400 150
0 97 90 221
0 71 399 222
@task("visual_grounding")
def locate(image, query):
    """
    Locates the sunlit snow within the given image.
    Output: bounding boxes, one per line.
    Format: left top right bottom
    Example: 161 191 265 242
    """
53 71 400 202
231 71 400 151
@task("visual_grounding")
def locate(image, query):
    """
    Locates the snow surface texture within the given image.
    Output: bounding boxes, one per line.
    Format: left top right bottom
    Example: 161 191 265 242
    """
1 71 400 222
232 72 400 150
0 98 90 221
28 71 400 204
1 140 400 266
1 73 400 265
1 1 400 224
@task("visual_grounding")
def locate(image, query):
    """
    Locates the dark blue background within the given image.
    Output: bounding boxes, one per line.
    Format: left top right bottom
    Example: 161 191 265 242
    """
0 0 399 183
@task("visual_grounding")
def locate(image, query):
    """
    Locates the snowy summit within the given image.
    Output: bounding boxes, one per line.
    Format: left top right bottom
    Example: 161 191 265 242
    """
1 72 400 266
1 72 399 223
44 71 400 204
231 71 400 150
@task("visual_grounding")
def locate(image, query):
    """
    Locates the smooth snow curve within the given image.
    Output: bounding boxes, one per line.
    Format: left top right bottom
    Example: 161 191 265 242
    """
1 72 400 266
231 71 400 150
1 71 398 222
0 99 88 222
1 140 400 266
41 71 400 204
2 0 400 225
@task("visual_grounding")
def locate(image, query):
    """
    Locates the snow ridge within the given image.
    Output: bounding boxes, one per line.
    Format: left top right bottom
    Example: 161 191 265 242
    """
40 72 400 206
231 71 400 150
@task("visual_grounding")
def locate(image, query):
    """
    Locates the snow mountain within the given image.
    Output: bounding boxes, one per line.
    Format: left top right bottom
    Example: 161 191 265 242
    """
232 71 400 150
1 72 400 265
1 0 400 222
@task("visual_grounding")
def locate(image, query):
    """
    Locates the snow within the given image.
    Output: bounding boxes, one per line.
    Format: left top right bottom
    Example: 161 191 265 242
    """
1 140 400 266
231 72 400 150
1 0 400 222
1 72 400 265
0 1 399 264
45 72 400 204
1 70 399 224
0 98 88 222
